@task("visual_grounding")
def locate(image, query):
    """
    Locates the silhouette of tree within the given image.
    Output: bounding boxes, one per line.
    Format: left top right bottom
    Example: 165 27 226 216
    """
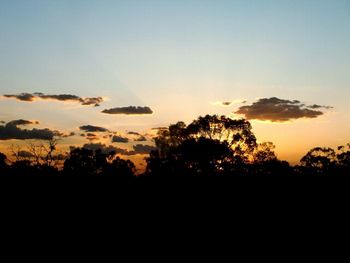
27 139 60 167
155 115 256 159
300 147 336 175
104 157 136 177
253 142 277 164
336 143 350 175
9 160 36 176
63 147 135 177
0 114 348 177
147 115 261 176
0 152 7 172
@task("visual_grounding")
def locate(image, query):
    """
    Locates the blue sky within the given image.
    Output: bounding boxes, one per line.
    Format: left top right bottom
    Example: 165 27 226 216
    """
1 0 349 162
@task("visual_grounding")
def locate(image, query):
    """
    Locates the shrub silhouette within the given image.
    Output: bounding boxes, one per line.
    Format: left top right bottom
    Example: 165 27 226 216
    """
63 148 135 177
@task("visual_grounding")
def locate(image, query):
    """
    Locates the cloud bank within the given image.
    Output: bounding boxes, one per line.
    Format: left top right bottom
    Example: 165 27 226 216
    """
134 136 147 142
102 106 153 115
235 97 331 122
79 125 109 133
112 135 129 143
3 93 103 106
130 144 157 155
0 119 59 140
80 143 157 156
81 143 128 154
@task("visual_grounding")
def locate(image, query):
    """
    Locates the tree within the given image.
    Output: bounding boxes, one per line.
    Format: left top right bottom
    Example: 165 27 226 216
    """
300 147 336 175
0 152 7 171
147 115 258 176
154 115 257 160
104 157 136 177
336 143 350 175
27 139 60 167
253 142 277 164
63 147 135 177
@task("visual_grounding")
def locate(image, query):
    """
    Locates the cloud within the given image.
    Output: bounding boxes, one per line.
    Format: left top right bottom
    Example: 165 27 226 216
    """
7 119 39 126
127 131 141 136
151 127 168 131
4 93 35 102
126 131 147 142
112 135 129 143
307 104 333 110
61 132 76 138
79 125 109 133
82 143 129 155
102 106 153 115
85 133 99 141
130 144 157 155
3 93 103 106
0 120 58 140
79 142 156 156
134 136 147 142
235 97 330 122
212 99 247 107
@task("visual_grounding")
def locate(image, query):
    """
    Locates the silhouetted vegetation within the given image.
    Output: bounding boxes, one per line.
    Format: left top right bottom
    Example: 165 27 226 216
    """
0 115 349 177
63 148 135 177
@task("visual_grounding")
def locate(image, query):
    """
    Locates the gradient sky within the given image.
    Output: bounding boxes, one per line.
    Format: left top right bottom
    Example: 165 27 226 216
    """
1 0 349 164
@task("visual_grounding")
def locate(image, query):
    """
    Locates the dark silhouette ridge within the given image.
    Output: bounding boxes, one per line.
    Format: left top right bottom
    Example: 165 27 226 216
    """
0 115 349 177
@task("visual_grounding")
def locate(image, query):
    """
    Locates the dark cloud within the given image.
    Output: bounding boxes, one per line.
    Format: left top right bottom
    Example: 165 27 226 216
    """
130 144 157 155
127 131 141 136
235 97 329 122
151 127 168 131
307 104 333 110
62 132 76 138
4 93 35 102
126 131 147 142
7 119 39 126
80 142 156 156
86 133 99 141
3 93 103 106
0 120 57 140
134 136 147 142
112 135 129 143
82 143 129 155
213 99 247 107
79 125 109 133
102 106 153 115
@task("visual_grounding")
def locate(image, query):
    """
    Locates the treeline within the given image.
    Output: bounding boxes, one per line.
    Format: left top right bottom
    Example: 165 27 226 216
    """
0 115 349 177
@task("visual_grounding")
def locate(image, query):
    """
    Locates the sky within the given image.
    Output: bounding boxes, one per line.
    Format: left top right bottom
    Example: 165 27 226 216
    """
0 0 349 165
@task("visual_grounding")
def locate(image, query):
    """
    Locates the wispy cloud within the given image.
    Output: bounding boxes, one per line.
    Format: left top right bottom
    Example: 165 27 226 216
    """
211 99 247 108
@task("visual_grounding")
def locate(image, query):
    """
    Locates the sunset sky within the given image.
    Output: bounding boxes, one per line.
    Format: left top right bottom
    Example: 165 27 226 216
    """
1 0 349 166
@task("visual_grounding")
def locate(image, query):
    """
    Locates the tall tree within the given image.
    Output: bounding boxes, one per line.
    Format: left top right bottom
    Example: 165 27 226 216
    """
147 115 258 176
